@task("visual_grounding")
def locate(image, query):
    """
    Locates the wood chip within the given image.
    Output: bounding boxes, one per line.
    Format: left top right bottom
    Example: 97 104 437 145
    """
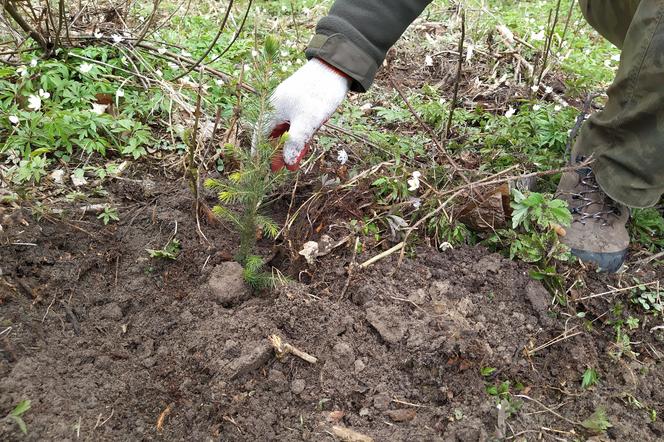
331 425 374 442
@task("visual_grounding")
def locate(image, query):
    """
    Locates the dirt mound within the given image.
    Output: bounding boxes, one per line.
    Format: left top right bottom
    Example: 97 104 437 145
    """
1 181 663 441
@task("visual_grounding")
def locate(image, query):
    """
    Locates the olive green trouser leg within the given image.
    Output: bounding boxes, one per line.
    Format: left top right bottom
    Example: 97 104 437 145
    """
576 0 664 208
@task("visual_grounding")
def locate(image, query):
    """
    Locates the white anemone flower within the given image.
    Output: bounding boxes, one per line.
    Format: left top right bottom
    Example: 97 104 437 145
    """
91 103 108 115
17 66 28 77
531 30 546 41
505 107 516 118
408 171 422 192
9 115 19 125
79 62 93 74
27 95 42 111
336 149 348 165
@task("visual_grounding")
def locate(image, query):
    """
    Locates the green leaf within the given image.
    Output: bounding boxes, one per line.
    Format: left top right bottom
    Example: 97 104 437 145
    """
11 416 27 435
11 400 31 417
582 368 599 389
147 239 181 260
582 408 612 433
480 367 497 377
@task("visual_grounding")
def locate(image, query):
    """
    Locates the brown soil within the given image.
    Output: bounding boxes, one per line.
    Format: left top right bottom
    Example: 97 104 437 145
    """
1 174 663 442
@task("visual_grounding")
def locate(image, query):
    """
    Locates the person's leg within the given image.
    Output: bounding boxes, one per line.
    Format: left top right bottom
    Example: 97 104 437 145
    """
576 0 664 208
557 0 664 272
578 0 641 48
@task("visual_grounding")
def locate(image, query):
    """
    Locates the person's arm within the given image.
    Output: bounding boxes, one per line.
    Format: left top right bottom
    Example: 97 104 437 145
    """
306 0 434 92
267 1 433 171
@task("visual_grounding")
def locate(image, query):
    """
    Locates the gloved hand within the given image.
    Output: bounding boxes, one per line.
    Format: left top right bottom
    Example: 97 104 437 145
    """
264 58 351 172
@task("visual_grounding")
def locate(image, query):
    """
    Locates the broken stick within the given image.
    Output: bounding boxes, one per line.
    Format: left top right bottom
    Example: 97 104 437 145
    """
268 334 318 364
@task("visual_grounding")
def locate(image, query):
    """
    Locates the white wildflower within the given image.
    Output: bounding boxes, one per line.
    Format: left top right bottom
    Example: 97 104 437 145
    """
91 103 108 115
155 69 163 77
544 86 553 94
408 171 421 192
168 61 179 70
280 50 289 57
243 64 252 72
27 95 42 111
531 84 539 93
251 49 259 58
424 54 434 67
8 115 19 125
111 34 123 43
533 104 542 111
411 197 422 209
17 66 28 77
116 89 125 98
505 107 516 118
157 47 167 55
554 105 562 112
439 242 453 251
39 89 50 99
30 58 38 67
215 79 224 86
336 149 348 165
531 30 546 42
79 62 93 74
94 31 103 39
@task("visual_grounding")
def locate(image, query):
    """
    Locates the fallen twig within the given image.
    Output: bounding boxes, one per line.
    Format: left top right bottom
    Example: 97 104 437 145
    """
515 395 580 427
575 280 660 302
634 251 664 267
359 242 405 268
156 403 173 432
339 237 360 300
525 325 582 356
268 334 317 364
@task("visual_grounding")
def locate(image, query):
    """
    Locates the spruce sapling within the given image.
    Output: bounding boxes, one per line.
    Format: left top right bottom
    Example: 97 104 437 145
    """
205 36 286 287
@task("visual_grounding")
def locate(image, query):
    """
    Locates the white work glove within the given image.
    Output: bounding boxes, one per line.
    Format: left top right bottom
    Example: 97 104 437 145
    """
265 58 351 171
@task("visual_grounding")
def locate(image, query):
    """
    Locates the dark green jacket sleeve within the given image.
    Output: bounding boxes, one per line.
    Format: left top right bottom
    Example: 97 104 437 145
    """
305 0 433 92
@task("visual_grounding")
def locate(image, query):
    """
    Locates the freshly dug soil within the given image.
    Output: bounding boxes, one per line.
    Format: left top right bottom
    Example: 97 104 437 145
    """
1 178 663 441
